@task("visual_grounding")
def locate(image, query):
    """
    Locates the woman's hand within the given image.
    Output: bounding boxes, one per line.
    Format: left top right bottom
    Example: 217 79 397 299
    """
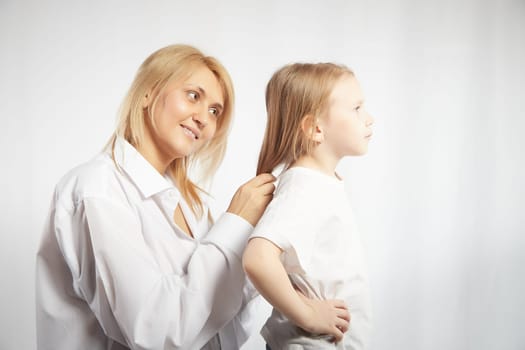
296 292 350 343
227 173 276 226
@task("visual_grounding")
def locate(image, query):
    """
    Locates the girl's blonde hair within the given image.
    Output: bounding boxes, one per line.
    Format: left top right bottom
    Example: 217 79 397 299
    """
256 62 353 175
109 44 235 217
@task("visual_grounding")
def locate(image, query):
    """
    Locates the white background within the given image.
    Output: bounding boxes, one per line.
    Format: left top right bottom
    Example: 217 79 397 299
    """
1 0 524 349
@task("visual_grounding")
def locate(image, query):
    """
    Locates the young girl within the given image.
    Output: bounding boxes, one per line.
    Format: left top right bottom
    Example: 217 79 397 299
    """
243 63 374 349
35 44 277 350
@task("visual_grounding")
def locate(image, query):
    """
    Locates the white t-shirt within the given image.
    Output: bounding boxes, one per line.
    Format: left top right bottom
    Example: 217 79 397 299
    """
250 166 372 350
36 137 258 350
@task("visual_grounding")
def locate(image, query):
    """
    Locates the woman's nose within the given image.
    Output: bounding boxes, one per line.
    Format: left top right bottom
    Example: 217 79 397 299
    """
192 109 208 129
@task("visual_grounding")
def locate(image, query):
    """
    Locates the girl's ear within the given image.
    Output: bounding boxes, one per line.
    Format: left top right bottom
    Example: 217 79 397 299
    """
301 114 324 143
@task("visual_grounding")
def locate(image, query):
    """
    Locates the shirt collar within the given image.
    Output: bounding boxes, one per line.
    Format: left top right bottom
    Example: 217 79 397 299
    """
111 136 174 198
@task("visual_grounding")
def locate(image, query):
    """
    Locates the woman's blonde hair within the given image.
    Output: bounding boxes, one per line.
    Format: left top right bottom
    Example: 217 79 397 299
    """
109 44 234 217
256 62 353 175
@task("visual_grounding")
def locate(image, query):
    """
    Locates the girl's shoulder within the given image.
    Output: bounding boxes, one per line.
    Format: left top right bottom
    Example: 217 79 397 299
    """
273 167 329 206
278 166 343 192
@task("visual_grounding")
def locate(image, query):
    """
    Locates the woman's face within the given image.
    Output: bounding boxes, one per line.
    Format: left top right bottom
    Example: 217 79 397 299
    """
146 65 224 165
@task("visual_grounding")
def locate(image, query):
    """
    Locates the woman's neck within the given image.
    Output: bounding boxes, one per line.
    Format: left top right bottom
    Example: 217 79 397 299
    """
136 137 173 175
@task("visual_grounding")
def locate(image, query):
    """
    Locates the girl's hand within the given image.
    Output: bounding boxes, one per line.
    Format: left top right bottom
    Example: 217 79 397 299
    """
227 173 276 226
297 293 350 343
244 238 349 343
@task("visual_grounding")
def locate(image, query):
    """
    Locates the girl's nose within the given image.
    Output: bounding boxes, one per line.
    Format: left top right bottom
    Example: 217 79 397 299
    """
366 112 374 127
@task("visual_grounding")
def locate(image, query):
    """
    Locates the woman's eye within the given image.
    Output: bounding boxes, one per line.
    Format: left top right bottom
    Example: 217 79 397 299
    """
209 107 219 117
188 91 199 101
355 105 361 111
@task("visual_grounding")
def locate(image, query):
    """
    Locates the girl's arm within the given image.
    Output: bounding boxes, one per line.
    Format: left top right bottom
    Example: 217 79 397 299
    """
242 237 350 342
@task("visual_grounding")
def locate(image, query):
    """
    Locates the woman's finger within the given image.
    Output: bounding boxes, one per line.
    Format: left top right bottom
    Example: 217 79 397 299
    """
250 173 276 186
258 182 276 195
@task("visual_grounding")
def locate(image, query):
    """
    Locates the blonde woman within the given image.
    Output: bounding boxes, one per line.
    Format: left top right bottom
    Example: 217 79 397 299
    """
35 44 276 350
243 63 374 349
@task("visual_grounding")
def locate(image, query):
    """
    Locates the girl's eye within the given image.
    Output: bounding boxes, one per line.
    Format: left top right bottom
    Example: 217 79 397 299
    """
355 105 361 111
188 91 199 101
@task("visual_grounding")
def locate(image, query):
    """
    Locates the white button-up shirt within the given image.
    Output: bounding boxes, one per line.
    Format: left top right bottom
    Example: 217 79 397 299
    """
36 137 257 350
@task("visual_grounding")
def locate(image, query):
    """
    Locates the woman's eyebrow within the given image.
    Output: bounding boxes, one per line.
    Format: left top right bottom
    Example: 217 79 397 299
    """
197 85 224 110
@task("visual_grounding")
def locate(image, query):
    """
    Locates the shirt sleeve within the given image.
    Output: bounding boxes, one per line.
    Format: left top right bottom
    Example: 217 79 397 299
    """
249 184 319 274
218 278 262 349
56 195 253 350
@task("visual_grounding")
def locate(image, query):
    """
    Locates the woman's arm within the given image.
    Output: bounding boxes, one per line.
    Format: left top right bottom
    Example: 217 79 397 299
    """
40 175 275 350
242 237 350 342
81 198 252 349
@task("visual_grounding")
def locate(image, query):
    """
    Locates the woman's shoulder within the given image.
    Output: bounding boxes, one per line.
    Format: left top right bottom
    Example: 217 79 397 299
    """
54 152 126 210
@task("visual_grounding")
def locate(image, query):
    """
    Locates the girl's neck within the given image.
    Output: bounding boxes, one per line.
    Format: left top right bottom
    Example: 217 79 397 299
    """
291 153 340 178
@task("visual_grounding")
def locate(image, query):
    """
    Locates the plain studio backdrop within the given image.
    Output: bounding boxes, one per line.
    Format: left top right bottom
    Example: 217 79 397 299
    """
1 0 524 349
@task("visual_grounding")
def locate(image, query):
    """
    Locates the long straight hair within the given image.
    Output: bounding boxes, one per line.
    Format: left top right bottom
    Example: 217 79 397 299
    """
108 44 235 217
256 62 353 175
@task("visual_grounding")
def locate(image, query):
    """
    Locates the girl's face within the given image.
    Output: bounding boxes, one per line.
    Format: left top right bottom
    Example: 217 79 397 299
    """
146 65 224 164
319 74 374 159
